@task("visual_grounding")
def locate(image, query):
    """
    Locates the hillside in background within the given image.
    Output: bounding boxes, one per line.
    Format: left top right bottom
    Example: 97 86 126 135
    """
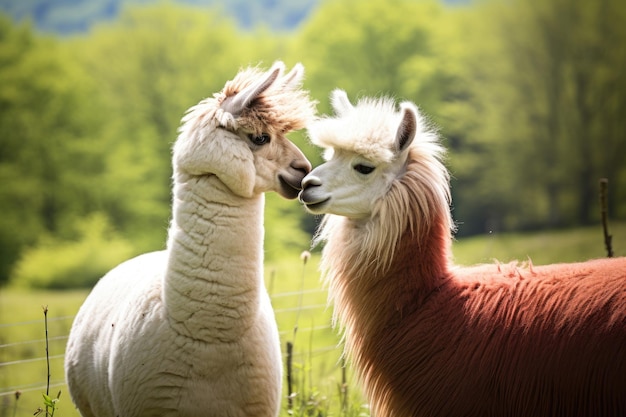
1 0 623 287
0 0 471 34
0 0 319 33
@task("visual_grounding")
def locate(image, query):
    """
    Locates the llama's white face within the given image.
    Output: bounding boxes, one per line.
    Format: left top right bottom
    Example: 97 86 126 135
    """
299 148 406 218
300 90 417 218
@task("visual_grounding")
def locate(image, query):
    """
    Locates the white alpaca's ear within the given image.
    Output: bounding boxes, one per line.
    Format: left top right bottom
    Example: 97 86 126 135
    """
221 61 285 117
280 62 304 89
330 89 353 116
395 102 418 153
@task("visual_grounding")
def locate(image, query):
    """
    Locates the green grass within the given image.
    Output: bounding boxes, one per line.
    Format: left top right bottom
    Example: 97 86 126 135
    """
452 221 626 265
0 290 86 416
1 222 623 416
0 253 362 417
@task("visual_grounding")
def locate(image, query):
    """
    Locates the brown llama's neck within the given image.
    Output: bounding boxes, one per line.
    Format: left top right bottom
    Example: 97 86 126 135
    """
323 210 452 340
321 211 451 417
380 216 451 317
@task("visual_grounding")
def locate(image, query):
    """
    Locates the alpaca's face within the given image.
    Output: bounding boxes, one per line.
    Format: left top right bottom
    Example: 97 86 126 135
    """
240 129 312 199
175 61 315 199
300 89 418 219
299 148 406 218
175 124 311 200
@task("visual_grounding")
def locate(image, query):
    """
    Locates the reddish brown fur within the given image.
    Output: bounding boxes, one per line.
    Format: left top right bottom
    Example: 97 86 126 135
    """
320 147 626 416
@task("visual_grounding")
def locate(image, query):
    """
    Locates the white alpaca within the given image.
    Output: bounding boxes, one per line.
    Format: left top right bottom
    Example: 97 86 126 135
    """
65 61 316 417
299 90 626 416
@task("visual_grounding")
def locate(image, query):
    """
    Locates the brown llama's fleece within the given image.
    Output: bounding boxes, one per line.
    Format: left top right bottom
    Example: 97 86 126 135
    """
320 153 626 417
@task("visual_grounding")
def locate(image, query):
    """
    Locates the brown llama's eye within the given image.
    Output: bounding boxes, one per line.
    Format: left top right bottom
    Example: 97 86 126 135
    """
248 133 271 146
354 164 375 175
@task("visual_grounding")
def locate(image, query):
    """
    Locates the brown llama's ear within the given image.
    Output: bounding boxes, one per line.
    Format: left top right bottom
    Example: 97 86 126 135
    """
395 102 417 153
330 89 353 116
221 61 285 117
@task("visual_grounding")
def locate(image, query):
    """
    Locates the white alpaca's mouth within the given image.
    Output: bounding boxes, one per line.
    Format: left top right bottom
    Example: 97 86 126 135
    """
303 199 330 213
299 192 330 213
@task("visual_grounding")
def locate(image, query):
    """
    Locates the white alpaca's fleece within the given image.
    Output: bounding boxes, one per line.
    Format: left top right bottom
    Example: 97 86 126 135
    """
65 61 315 417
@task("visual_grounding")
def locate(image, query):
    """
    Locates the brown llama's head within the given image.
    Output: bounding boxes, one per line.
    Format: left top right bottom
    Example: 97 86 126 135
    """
174 61 316 199
300 89 452 271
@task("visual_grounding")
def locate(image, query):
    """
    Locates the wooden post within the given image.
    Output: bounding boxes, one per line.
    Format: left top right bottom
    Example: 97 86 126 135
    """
599 178 614 258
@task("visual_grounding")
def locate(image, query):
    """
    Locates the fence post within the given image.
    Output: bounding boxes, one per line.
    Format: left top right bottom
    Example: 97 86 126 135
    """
599 178 614 258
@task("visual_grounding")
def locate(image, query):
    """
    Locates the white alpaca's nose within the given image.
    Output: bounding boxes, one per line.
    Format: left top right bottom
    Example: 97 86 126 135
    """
299 173 331 213
301 174 322 190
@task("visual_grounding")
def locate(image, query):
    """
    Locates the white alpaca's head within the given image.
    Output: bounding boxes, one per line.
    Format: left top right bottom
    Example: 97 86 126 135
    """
300 89 437 218
300 89 451 273
174 61 316 199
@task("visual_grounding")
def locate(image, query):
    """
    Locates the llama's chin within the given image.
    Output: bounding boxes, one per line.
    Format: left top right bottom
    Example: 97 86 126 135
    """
300 197 331 214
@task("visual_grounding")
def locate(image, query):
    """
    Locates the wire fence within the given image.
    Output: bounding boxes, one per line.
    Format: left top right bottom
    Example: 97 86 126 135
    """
0 287 345 414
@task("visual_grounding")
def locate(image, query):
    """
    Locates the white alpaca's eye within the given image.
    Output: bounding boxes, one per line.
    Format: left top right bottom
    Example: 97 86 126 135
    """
354 164 375 175
248 133 271 146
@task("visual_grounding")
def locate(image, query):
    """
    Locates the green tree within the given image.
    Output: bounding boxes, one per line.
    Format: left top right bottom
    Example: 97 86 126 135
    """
1 4 314 286
69 4 294 251
292 0 445 111
0 15 107 283
291 0 504 235
434 0 626 235
11 212 134 289
483 0 626 228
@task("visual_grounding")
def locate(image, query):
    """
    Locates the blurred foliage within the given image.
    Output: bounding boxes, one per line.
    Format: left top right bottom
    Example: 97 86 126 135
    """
294 0 449 111
457 0 626 234
11 213 135 289
264 192 314 260
0 0 625 287
0 14 108 281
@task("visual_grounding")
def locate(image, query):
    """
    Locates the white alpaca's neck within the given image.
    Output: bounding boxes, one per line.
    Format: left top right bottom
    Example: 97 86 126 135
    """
164 172 264 341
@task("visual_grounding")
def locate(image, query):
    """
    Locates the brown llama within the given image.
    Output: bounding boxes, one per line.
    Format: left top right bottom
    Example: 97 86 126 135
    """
299 89 626 417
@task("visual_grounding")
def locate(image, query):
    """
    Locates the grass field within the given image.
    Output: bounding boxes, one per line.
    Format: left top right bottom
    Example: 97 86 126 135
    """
1 222 624 416
0 253 359 417
452 221 626 265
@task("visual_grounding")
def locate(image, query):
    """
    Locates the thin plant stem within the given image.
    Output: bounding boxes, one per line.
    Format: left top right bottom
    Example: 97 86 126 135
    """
292 251 310 341
341 357 348 415
43 306 50 397
12 391 21 417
